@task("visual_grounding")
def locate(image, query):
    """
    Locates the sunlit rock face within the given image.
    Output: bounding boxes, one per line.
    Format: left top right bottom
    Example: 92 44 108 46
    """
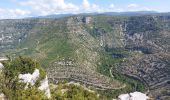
0 57 8 70
0 93 6 100
38 76 51 98
18 69 51 98
118 92 149 100
0 63 4 69
18 69 40 86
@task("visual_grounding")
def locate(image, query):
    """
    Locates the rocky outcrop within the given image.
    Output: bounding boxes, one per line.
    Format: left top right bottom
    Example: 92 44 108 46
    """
114 15 170 99
0 93 6 100
38 76 51 98
19 69 40 86
118 91 149 100
19 69 51 98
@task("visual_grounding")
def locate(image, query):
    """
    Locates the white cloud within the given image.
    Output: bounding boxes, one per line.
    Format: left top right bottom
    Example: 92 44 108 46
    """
83 0 90 9
110 4 115 8
127 3 139 8
140 7 151 11
19 0 79 15
0 8 30 19
0 0 155 19
10 9 30 16
81 0 103 13
18 0 100 15
92 4 98 9
126 3 153 11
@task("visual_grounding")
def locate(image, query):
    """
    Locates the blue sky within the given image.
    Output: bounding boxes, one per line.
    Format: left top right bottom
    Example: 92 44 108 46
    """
0 0 169 19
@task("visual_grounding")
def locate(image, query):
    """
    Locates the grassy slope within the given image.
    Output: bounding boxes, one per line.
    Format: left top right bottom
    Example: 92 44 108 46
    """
11 18 75 66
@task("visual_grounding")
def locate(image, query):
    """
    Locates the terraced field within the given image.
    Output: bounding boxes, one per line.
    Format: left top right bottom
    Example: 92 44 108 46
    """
47 65 124 90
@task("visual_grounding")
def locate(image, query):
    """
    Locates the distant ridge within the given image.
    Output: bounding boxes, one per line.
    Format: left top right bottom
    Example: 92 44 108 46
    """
31 11 161 19
34 13 74 19
102 11 159 16
32 11 160 18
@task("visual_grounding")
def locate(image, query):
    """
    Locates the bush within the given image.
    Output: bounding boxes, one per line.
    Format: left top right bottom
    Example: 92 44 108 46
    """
50 83 98 100
0 56 47 100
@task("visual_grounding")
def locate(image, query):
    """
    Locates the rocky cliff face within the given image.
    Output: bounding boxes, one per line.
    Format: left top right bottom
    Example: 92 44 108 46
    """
0 19 33 50
0 13 170 99
117 15 170 99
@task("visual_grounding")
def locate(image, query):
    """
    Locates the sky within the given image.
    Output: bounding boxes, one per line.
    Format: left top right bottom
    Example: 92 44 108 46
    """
0 0 169 19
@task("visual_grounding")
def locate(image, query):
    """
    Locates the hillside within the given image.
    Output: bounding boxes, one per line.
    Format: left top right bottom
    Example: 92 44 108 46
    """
0 13 170 99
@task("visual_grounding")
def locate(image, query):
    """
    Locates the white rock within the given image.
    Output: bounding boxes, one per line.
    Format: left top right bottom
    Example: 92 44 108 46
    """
0 63 4 69
0 93 6 100
118 91 149 100
38 76 51 98
118 93 130 100
18 69 51 98
18 69 40 86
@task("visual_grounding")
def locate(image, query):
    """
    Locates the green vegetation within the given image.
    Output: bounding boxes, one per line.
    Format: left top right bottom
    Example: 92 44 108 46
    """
7 19 76 67
2 85 47 100
0 57 47 100
2 56 46 80
97 48 145 99
50 81 98 100
97 48 129 77
36 23 75 66
112 68 145 92
97 72 145 99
